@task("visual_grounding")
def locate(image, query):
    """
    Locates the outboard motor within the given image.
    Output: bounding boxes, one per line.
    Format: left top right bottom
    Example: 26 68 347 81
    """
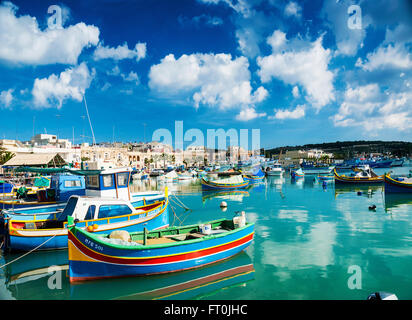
367 292 398 300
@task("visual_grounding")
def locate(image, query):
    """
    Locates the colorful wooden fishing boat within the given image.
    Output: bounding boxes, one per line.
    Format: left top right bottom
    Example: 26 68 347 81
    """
67 212 254 282
242 168 265 183
291 168 305 179
334 168 383 184
1 167 161 223
2 189 169 252
0 176 51 200
201 175 249 190
0 174 85 210
384 174 412 193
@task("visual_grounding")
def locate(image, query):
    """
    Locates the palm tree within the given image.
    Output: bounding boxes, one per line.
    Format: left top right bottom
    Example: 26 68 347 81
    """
0 147 15 165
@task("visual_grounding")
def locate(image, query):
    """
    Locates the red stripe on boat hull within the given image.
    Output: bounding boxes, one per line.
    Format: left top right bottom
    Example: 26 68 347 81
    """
69 231 254 266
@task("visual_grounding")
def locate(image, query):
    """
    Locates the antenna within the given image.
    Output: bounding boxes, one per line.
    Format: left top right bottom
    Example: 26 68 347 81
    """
83 94 96 146
32 116 35 138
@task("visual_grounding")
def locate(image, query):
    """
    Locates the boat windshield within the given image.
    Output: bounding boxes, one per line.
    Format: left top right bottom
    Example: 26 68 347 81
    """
59 197 78 220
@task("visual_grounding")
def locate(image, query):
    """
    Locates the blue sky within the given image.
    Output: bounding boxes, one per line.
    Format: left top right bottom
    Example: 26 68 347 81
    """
0 0 412 149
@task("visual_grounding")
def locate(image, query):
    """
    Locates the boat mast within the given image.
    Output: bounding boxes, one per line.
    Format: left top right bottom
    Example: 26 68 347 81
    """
83 94 96 146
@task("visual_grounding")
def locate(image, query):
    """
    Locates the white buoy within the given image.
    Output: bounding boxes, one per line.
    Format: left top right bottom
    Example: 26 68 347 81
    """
220 201 228 208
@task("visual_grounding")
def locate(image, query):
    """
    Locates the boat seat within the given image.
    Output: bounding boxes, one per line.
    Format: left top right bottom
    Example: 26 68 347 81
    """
187 233 206 239
209 229 229 234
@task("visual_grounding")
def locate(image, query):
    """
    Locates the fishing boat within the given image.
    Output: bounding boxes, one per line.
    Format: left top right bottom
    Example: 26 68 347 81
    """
265 163 284 176
368 158 393 168
158 170 178 182
0 180 15 198
301 162 334 175
390 158 405 167
0 174 85 210
384 174 412 193
67 211 254 282
0 176 51 199
333 167 384 184
3 249 254 300
201 175 249 190
2 190 169 252
242 167 265 183
291 168 305 179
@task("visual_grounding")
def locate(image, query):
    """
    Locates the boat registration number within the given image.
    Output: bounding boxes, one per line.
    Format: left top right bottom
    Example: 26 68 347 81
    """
84 238 104 252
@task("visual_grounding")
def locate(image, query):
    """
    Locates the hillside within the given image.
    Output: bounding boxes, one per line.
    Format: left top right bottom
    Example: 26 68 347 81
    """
263 140 412 159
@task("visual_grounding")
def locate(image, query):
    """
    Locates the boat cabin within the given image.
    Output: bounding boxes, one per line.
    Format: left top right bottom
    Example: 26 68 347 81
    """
9 195 155 231
84 167 132 201
60 195 138 223
49 174 86 202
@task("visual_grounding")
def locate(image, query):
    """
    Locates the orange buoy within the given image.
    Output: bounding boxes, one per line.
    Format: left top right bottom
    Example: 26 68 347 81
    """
87 225 94 232
93 224 98 230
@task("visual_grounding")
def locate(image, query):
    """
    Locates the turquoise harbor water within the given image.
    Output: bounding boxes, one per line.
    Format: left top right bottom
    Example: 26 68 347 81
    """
1 166 412 300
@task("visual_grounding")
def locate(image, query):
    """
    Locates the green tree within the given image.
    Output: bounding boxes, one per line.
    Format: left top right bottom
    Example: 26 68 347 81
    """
0 147 15 165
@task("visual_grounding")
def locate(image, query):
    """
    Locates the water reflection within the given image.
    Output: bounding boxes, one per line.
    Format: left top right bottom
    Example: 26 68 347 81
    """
201 190 250 203
334 185 383 199
384 194 412 213
74 251 254 300
2 250 69 300
261 221 337 270
1 250 254 300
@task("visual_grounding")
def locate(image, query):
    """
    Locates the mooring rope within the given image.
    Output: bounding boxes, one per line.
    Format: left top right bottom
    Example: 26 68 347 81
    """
0 228 66 270
170 194 190 211
169 203 183 225
169 197 188 211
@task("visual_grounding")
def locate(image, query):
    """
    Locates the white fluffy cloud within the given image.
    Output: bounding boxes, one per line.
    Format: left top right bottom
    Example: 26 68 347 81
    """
284 2 302 18
356 43 412 71
93 42 146 61
149 53 268 111
236 107 266 121
332 83 412 131
0 89 14 108
321 0 369 56
292 86 300 98
257 30 335 110
122 71 140 85
32 62 94 109
198 0 252 18
0 2 99 65
269 105 305 120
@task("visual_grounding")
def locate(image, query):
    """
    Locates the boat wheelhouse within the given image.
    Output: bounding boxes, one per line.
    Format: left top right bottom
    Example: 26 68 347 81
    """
3 190 169 251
